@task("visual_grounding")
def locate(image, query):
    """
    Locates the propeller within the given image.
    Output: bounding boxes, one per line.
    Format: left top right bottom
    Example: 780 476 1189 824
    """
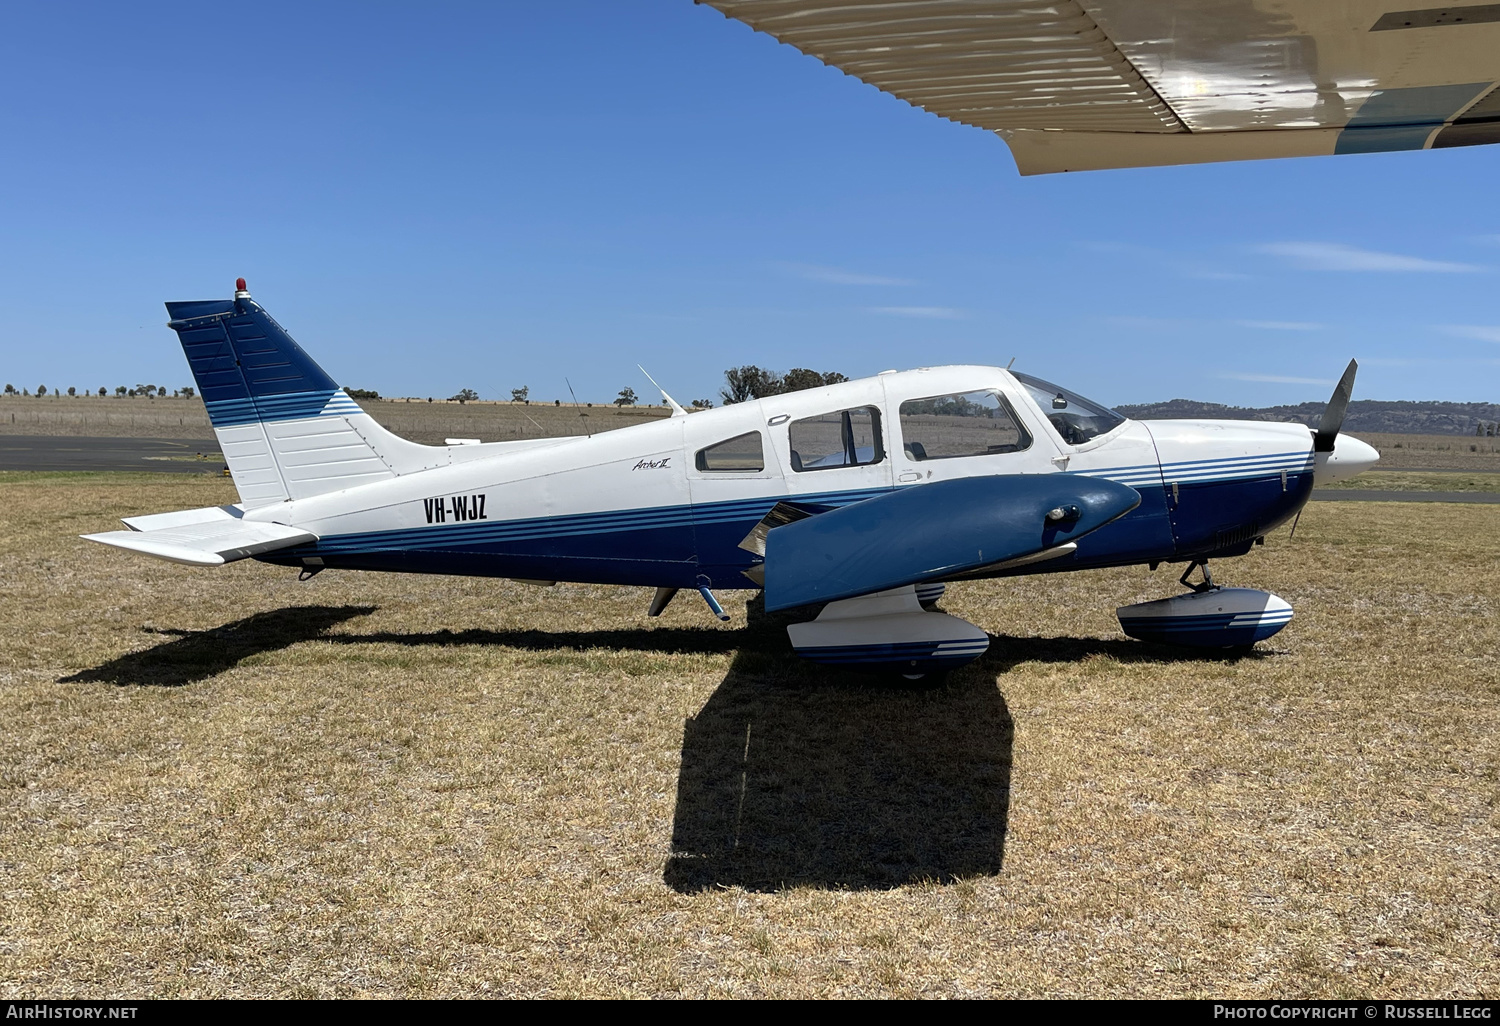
1313 359 1358 453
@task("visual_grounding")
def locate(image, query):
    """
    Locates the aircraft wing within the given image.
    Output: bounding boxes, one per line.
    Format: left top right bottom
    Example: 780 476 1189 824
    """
700 1 1500 173
83 505 316 567
761 475 1140 611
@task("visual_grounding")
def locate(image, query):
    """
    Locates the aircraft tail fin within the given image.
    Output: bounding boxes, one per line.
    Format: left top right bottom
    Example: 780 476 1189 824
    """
166 281 444 508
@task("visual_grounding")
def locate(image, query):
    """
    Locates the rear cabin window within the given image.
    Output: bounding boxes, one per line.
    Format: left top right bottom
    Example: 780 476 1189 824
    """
695 431 765 472
788 406 884 472
898 390 1032 461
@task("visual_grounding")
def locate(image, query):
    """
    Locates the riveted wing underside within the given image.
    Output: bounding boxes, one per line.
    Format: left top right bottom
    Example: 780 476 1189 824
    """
700 0 1500 173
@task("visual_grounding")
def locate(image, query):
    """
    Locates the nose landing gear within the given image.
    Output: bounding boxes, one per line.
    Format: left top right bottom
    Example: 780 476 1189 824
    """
1179 559 1215 592
1117 559 1293 649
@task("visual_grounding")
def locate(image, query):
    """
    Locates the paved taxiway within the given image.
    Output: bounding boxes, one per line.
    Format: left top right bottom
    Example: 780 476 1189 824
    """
1 437 1496 502
0 436 222 474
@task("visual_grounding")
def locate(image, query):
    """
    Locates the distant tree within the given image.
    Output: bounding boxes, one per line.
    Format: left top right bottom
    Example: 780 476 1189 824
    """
554 398 561 406
781 368 849 393
181 386 195 398
115 386 127 396
3 384 13 395
615 386 638 407
97 387 106 396
691 398 713 409
450 388 479 403
37 385 46 396
67 386 76 396
720 365 782 405
345 387 378 399
780 368 823 393
510 386 529 402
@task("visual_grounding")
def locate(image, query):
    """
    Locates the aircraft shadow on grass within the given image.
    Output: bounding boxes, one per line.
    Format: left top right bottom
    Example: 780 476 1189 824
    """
662 622 1016 893
62 598 1260 890
59 605 376 688
660 602 1264 893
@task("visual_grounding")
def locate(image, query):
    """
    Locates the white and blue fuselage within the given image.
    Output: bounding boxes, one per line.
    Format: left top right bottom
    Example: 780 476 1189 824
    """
85 290 1379 668
239 367 1369 588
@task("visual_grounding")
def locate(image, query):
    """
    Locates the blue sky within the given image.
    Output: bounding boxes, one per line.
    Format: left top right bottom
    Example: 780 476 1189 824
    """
1 1 1497 407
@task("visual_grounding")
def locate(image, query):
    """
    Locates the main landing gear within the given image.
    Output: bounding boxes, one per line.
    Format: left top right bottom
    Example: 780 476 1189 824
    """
786 585 990 677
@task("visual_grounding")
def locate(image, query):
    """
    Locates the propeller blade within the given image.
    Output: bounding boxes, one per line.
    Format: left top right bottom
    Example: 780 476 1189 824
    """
1313 359 1357 453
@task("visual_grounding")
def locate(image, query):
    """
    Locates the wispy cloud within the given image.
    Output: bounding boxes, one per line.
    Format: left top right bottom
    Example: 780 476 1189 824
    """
1105 315 1329 332
1236 320 1324 331
1220 373 1336 385
780 262 914 286
868 306 964 319
1256 242 1482 273
1440 324 1500 343
1103 315 1197 330
1078 242 1248 280
1184 268 1252 281
1366 355 1500 368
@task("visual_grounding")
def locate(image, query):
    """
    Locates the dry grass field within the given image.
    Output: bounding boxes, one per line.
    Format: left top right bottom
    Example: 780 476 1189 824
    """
6 398 1498 470
1357 433 1500 472
1323 471 1500 494
1 472 1497 998
0 396 670 445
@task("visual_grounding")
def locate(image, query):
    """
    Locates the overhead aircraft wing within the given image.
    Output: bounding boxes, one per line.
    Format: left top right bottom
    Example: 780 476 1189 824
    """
761 475 1140 611
699 1 1500 173
83 505 316 567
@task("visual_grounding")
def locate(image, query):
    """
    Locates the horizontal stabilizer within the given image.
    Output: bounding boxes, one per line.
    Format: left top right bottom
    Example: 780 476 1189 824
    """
83 510 315 567
120 504 245 533
763 475 1139 611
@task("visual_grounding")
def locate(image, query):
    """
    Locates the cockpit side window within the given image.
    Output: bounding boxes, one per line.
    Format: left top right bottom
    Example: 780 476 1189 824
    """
1014 372 1126 446
787 406 884 472
899 390 1032 461
695 431 765 472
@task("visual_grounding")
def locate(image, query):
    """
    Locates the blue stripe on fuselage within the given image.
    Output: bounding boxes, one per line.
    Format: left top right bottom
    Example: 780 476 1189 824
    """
265 456 1313 588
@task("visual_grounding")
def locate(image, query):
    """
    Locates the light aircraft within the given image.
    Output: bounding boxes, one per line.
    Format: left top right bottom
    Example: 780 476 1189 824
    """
84 281 1379 676
698 0 1500 174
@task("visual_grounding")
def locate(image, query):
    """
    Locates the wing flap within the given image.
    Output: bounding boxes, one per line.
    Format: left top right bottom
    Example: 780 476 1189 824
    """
762 475 1139 611
83 518 316 567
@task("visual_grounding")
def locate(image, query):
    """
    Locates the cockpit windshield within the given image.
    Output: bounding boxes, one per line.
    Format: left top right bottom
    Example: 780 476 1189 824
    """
1014 372 1126 446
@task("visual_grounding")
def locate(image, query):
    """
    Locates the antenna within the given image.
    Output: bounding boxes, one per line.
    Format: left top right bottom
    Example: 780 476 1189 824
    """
565 378 592 437
638 365 687 416
1006 357 1016 370
495 385 549 437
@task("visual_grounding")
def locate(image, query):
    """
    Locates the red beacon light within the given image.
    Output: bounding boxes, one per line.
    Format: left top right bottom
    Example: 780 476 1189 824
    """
234 277 249 299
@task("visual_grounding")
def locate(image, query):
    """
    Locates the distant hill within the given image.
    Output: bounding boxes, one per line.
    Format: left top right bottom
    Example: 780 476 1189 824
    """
1113 399 1500 436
